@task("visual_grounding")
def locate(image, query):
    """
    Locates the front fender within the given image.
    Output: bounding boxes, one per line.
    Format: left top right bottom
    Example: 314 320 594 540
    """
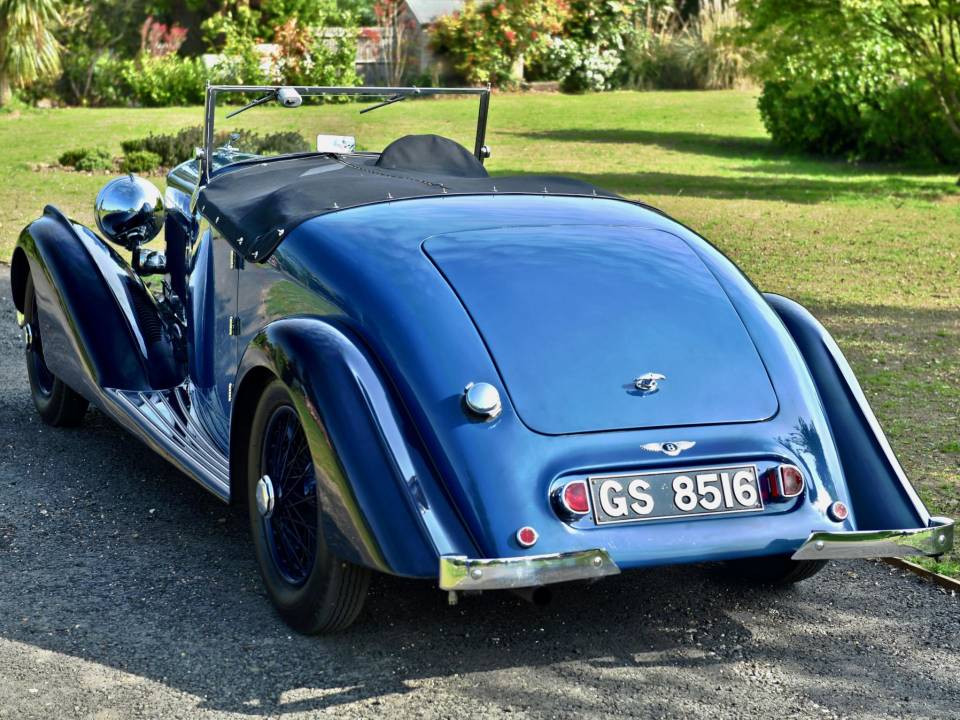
12 205 180 397
765 293 931 531
235 317 478 578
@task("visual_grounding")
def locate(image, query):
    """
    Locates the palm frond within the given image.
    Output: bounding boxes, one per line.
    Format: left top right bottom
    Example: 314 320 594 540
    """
0 0 62 87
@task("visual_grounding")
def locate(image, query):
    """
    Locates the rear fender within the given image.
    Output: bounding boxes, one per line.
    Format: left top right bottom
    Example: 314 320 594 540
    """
766 293 930 530
12 206 181 398
234 317 478 577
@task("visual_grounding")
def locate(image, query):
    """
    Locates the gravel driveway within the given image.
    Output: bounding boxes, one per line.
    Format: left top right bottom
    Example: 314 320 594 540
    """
0 274 957 719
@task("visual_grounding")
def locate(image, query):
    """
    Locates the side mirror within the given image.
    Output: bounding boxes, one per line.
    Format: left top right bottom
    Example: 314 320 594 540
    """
94 174 165 250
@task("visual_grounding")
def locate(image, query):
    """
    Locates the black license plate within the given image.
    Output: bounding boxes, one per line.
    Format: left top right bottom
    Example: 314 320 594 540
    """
589 465 763 525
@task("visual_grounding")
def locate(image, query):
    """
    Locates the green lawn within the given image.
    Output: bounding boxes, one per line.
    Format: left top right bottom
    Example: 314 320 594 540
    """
1 91 958 573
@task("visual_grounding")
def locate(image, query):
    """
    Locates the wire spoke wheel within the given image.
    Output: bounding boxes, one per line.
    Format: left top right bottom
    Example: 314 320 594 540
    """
260 405 319 586
248 380 370 633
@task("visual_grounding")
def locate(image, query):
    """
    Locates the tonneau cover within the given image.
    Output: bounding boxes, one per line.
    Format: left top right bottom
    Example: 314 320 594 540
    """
195 152 619 261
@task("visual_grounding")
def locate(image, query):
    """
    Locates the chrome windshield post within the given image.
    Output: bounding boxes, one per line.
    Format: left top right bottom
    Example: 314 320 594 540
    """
201 84 216 186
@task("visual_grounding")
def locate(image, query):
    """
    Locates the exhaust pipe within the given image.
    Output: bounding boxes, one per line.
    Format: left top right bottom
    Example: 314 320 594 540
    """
511 586 553 606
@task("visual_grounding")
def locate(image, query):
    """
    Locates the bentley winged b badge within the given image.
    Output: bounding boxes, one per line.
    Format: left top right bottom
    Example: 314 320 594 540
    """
642 441 696 457
634 372 666 393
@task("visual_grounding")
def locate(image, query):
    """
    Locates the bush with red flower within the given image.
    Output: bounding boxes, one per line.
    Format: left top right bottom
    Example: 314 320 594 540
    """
431 0 570 86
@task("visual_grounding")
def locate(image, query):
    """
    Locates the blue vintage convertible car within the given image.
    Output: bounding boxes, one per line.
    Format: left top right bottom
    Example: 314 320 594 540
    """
11 85 954 633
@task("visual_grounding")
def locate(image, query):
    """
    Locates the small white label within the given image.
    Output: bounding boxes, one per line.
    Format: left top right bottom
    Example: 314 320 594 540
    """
317 134 356 154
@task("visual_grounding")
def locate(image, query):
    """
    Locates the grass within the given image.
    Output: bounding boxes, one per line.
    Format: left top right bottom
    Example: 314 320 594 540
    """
0 91 957 573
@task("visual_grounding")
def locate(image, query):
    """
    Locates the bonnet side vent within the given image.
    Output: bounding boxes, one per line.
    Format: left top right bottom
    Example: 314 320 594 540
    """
131 290 164 345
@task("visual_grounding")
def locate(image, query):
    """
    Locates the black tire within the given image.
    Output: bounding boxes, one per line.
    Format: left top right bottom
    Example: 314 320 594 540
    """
725 554 827 585
247 380 370 634
23 274 88 427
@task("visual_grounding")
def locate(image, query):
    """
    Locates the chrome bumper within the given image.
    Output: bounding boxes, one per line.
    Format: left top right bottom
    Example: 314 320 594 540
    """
439 549 620 591
792 516 954 561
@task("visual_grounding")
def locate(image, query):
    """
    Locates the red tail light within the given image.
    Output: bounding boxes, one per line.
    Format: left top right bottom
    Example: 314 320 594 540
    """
828 501 849 522
767 464 805 500
779 465 805 497
516 526 539 548
561 480 591 515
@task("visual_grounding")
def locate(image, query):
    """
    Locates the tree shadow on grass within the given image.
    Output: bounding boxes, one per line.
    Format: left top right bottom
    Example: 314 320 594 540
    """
493 169 953 204
503 128 784 161
505 128 950 175
500 170 952 205
499 128 955 203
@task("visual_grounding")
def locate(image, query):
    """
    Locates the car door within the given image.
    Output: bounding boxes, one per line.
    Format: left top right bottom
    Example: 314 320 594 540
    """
186 223 238 451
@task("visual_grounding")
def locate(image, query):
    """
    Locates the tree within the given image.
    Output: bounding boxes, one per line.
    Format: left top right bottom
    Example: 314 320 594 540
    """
54 0 160 105
846 0 960 148
0 0 61 105
739 0 960 166
371 0 414 86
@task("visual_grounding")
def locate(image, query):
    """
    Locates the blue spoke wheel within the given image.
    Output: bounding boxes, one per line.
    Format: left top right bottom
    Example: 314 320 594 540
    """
260 405 318 586
247 380 370 633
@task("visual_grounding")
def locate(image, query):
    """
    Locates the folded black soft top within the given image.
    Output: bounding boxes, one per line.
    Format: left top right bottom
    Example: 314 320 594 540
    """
196 134 619 262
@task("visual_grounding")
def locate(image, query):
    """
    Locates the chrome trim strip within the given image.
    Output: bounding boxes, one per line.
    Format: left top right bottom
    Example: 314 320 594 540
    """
439 549 620 591
791 516 954 560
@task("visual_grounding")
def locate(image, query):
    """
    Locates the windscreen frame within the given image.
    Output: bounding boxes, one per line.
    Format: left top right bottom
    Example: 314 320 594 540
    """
200 84 492 185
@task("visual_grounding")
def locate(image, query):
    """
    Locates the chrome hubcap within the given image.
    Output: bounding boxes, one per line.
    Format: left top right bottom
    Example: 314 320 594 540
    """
256 475 276 518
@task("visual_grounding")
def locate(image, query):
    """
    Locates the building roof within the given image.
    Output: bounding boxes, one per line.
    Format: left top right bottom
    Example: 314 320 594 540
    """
403 0 464 24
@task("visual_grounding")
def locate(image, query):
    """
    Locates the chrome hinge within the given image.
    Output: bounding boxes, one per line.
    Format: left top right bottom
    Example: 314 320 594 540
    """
228 316 241 336
227 382 234 402
229 251 244 270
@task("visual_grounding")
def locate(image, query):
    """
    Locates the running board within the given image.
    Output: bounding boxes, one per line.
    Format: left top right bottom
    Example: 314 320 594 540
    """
105 385 230 500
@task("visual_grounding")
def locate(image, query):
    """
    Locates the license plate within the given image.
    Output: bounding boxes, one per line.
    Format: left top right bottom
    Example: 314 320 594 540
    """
589 465 763 525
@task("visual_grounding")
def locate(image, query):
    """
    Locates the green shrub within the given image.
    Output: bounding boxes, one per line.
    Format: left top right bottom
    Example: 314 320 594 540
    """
861 82 960 165
122 127 203 167
72 55 128 107
57 149 86 167
249 131 311 155
543 0 635 92
757 77 863 157
120 150 162 173
621 1 750 91
202 12 269 86
623 32 700 90
121 128 311 168
741 0 960 164
119 55 208 107
272 19 360 88
753 40 960 163
52 52 208 108
543 37 623 92
58 147 113 171
431 0 568 86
